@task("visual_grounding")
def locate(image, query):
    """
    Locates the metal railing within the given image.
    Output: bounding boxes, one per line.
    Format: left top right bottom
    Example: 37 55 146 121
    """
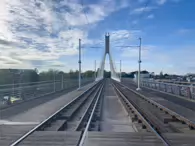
0 78 94 108
141 80 195 100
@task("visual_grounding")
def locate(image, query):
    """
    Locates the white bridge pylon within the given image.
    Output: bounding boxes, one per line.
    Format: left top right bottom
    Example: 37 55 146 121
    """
96 33 120 82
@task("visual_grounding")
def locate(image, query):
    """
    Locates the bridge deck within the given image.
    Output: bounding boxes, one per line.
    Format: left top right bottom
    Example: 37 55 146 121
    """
2 79 195 146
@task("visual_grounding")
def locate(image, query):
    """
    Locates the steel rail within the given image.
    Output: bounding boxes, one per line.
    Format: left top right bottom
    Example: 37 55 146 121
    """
10 80 102 146
112 82 169 146
118 81 195 129
78 82 104 146
74 83 102 131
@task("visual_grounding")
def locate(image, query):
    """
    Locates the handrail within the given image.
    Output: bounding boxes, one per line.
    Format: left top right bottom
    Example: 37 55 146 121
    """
142 80 195 87
141 80 195 100
0 78 94 87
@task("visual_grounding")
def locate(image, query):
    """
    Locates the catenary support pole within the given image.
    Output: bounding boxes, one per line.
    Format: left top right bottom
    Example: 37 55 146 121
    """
136 37 142 91
94 60 96 81
78 39 81 90
120 60 121 81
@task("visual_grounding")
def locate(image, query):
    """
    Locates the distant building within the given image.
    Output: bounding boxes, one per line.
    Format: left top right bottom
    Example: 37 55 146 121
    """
186 73 195 82
186 73 195 76
134 72 150 82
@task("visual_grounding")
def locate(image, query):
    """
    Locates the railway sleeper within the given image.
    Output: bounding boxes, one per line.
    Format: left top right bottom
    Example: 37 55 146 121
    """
154 112 176 124
142 124 147 129
169 122 195 132
156 107 195 130
60 100 87 119
114 84 166 133
132 114 138 122
140 95 195 130
128 101 173 133
44 120 67 131
189 125 195 130
121 91 179 133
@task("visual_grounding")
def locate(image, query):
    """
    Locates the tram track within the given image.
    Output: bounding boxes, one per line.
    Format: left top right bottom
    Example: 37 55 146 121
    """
112 80 195 146
5 80 105 146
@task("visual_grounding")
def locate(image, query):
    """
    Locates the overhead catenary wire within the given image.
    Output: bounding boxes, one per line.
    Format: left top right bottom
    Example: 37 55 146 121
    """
131 0 151 30
81 0 90 26
110 0 151 43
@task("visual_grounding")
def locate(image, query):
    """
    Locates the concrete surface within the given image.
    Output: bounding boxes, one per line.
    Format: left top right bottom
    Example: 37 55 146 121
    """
18 131 81 146
0 124 36 146
100 79 137 132
87 132 164 146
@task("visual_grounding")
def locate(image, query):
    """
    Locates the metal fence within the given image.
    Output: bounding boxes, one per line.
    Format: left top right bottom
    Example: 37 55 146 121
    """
0 78 94 107
141 80 195 100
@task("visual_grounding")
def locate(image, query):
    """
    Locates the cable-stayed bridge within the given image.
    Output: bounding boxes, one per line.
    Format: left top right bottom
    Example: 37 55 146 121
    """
0 34 195 146
96 33 120 82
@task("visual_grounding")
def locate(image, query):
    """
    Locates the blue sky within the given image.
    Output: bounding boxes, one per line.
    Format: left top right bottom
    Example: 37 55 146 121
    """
0 0 194 75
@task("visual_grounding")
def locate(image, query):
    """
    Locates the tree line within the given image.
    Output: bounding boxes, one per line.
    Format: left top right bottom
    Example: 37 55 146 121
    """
0 68 179 85
0 69 96 85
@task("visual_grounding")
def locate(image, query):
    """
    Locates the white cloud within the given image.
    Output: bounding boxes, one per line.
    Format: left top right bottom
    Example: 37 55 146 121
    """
147 14 154 19
177 28 192 35
109 30 142 43
130 7 156 15
120 45 195 74
0 0 129 71
0 56 22 65
138 0 147 3
157 0 167 5
132 20 138 25
121 45 156 59
171 0 181 2
59 0 129 26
